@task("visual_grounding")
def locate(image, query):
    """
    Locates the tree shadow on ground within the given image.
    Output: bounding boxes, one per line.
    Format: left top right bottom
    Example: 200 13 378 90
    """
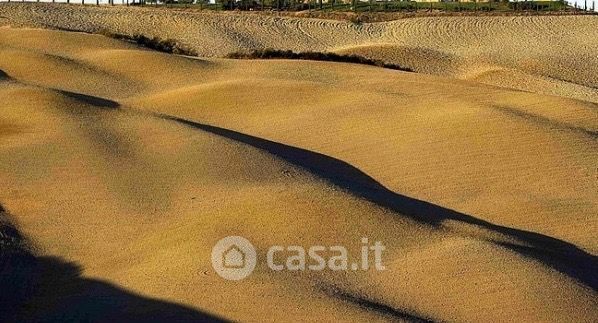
55 89 120 109
0 205 228 323
164 115 597 292
320 284 436 323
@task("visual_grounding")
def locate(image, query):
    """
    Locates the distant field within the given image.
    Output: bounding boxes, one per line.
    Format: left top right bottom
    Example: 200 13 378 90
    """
1 3 597 102
155 0 572 13
0 0 582 16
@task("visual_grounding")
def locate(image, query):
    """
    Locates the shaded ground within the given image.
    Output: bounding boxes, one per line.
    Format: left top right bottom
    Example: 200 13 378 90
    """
0 205 227 323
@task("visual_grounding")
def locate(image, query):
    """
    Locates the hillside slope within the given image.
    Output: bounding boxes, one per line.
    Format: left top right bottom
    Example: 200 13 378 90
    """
0 27 596 322
1 3 597 102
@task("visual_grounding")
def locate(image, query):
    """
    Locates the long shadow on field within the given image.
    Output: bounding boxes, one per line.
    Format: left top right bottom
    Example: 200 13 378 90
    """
164 115 598 292
339 293 435 323
0 204 227 323
321 285 435 322
56 89 120 109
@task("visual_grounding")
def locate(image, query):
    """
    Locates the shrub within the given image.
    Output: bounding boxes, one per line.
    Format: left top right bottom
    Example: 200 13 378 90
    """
225 49 412 72
98 30 198 56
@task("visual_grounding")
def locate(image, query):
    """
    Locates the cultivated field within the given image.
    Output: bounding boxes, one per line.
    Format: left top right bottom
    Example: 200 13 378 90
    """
0 4 597 323
2 3 598 102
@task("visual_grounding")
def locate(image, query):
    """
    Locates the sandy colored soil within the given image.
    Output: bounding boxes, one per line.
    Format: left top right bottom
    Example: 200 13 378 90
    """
0 25 596 322
1 3 598 102
1 2 598 321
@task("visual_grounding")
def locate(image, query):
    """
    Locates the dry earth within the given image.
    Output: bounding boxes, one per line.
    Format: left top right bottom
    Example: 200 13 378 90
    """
0 5 597 323
1 3 598 102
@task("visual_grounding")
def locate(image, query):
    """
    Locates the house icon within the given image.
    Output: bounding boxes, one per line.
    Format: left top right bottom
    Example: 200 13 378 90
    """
212 236 256 280
222 245 246 269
